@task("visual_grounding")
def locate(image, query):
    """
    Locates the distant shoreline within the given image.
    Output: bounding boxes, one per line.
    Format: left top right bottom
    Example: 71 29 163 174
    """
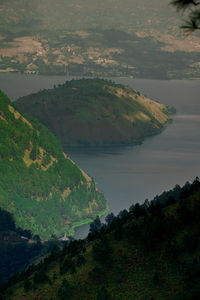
1 70 200 81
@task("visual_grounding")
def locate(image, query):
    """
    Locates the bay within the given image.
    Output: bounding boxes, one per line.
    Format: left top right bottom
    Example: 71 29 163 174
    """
0 73 199 239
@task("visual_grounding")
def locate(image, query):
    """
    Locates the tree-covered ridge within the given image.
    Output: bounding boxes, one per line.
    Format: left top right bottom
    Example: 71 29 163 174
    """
0 91 107 240
16 79 175 147
2 178 200 299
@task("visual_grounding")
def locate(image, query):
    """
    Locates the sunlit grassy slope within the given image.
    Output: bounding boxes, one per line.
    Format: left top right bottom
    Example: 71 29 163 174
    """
16 79 175 147
0 91 107 240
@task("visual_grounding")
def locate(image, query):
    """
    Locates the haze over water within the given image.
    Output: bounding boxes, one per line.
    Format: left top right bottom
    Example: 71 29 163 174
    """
1 73 199 238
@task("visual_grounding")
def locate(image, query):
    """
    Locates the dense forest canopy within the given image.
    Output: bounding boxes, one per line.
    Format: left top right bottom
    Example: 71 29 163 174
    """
1 178 200 299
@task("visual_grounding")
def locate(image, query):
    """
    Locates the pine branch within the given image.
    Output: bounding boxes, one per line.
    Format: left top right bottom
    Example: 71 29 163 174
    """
171 0 200 11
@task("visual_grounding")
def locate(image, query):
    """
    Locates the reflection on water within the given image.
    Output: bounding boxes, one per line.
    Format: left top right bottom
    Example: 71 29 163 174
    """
0 74 200 239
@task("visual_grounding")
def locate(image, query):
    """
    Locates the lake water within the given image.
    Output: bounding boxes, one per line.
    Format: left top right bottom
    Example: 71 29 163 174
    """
0 73 200 239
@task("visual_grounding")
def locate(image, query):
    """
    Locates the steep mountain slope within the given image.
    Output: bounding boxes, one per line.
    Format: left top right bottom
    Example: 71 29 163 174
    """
2 178 200 299
16 79 175 147
0 91 107 240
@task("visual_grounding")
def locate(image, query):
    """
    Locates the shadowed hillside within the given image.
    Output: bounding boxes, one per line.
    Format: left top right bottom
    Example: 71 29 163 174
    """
1 178 200 299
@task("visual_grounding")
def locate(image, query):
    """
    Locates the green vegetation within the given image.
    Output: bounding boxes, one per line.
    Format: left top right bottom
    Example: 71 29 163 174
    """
68 204 109 236
0 90 107 240
16 79 175 147
2 178 200 299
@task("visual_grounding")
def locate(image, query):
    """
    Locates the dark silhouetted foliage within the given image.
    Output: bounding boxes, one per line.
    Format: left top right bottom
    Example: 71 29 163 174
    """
171 0 200 31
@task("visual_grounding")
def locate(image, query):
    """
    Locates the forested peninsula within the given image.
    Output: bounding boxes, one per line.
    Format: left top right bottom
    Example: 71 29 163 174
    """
16 79 175 147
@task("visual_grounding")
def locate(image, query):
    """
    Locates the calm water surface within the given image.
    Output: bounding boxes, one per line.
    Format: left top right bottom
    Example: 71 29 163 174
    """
0 73 200 238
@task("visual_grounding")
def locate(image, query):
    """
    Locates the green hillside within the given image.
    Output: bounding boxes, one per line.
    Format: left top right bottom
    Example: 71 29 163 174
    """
2 178 200 299
0 91 107 240
16 79 175 147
